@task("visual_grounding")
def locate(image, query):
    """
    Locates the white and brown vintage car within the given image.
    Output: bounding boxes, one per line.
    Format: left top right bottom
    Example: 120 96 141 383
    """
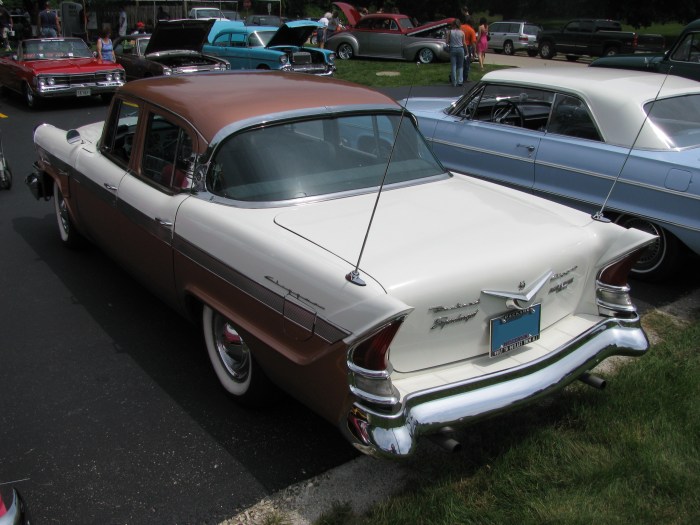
28 72 654 458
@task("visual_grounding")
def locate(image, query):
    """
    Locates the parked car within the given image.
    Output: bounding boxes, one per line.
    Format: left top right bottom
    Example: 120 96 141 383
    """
112 19 229 81
27 71 653 458
204 20 335 75
222 10 242 21
0 37 124 108
537 19 665 60
488 20 541 56
590 19 700 82
188 7 227 20
325 2 454 63
245 14 286 27
403 67 700 280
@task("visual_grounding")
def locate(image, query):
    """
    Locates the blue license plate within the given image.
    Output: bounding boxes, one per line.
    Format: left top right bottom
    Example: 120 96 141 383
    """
489 304 541 357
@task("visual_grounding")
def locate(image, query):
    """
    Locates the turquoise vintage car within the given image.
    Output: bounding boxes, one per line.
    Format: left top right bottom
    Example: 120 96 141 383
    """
203 20 335 75
404 67 700 281
590 19 700 82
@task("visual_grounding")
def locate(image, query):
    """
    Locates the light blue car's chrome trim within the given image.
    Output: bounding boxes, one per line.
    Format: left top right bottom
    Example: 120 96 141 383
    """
538 160 700 202
344 315 648 459
429 138 536 165
533 186 700 234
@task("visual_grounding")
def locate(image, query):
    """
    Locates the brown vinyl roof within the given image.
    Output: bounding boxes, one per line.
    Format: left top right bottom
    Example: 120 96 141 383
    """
119 71 399 143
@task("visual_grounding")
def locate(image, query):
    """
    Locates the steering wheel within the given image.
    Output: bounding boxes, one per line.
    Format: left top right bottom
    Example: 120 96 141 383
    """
490 99 524 127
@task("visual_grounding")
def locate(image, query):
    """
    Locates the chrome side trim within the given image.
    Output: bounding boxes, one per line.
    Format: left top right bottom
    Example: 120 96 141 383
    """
117 198 173 244
174 235 350 344
343 315 648 458
429 138 537 165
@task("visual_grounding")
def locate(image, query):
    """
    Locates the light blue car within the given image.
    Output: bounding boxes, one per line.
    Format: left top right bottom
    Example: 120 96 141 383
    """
404 67 700 281
204 20 335 75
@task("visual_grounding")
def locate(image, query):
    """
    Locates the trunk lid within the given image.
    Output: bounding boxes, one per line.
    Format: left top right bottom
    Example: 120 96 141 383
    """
275 176 604 373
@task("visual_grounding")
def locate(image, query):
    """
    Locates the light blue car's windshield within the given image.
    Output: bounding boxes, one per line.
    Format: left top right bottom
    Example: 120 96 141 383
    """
208 113 446 202
645 94 700 149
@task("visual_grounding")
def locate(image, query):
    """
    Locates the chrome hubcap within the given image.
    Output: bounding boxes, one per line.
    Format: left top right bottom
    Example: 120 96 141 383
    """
618 217 665 272
58 194 70 233
213 315 250 383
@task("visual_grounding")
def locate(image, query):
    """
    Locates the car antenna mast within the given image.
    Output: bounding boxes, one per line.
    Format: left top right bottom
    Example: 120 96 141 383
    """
346 64 421 286
592 70 671 223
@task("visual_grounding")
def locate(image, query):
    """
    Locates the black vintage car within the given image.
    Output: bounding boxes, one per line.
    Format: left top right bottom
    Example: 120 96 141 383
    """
112 19 229 80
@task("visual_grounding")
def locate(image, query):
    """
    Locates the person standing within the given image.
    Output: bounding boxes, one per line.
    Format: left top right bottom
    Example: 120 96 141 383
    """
325 10 343 44
97 28 114 61
446 19 466 87
461 16 477 81
0 0 13 51
317 11 330 49
38 2 60 37
118 5 127 37
476 17 489 70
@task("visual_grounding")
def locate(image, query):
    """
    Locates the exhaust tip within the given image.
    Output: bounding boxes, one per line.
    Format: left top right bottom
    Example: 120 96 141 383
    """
579 372 607 390
428 427 462 453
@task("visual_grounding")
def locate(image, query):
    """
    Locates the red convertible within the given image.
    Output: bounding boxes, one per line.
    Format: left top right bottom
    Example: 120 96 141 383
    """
0 37 125 108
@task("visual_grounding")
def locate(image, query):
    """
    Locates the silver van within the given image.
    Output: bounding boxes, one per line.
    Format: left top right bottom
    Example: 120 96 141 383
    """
488 21 541 56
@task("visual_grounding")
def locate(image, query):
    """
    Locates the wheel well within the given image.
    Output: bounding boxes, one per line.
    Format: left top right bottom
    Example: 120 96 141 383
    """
183 292 205 325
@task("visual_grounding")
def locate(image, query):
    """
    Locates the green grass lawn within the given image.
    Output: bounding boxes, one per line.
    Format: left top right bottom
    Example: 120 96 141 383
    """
332 58 504 88
316 311 700 525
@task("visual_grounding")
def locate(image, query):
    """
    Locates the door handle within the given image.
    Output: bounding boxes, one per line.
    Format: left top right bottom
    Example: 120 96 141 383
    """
155 217 173 228
517 143 535 152
103 183 117 191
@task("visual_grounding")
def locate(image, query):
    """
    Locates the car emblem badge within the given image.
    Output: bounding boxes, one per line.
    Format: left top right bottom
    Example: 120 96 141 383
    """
483 271 553 310
518 281 526 290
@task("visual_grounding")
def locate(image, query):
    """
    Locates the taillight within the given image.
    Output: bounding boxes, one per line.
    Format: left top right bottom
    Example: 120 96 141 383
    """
347 317 405 407
350 318 404 371
596 248 644 316
598 248 644 286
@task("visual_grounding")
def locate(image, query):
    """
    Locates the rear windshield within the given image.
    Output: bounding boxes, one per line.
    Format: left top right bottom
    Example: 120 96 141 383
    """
208 113 446 203
644 94 700 149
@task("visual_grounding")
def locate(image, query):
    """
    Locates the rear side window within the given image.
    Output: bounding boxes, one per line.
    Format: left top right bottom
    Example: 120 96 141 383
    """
547 94 602 141
141 114 194 190
644 94 700 149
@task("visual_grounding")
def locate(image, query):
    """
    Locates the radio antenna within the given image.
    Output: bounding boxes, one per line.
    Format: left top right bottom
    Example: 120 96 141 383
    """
592 70 671 222
346 63 421 286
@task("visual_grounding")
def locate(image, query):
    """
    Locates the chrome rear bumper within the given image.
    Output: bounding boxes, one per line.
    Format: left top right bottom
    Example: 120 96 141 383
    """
344 315 648 459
